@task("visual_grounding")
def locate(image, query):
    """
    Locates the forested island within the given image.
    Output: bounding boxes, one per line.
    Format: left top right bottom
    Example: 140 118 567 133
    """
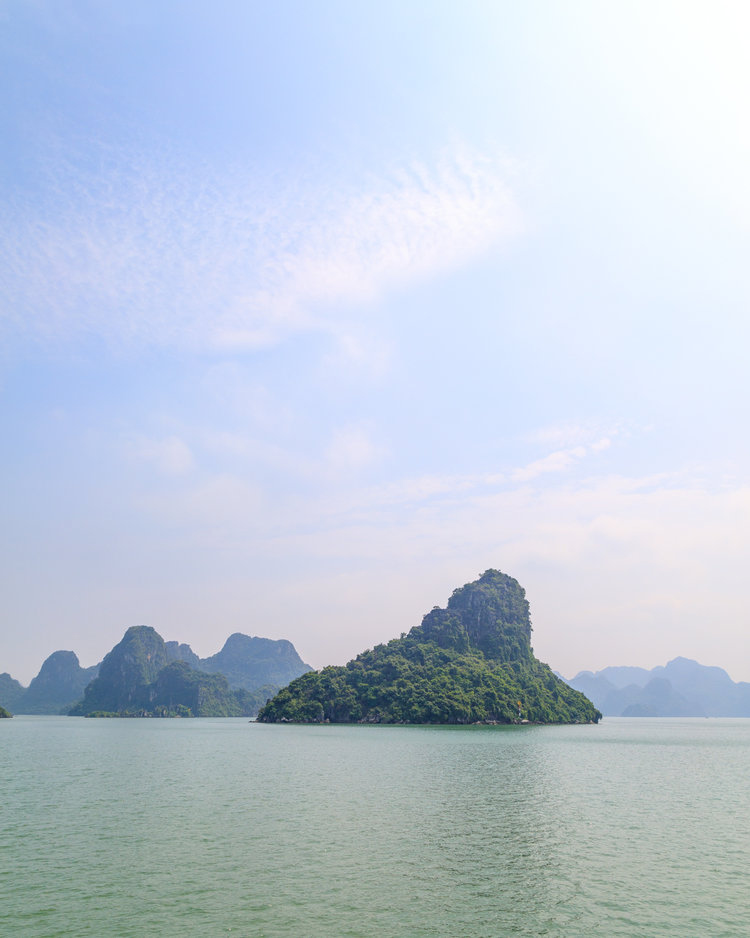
0 705 11 718
69 626 301 717
1 627 310 717
258 569 601 724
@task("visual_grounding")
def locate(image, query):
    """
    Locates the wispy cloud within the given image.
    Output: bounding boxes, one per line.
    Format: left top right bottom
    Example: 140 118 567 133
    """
512 420 620 481
525 419 623 449
127 434 194 476
324 425 385 477
513 446 587 482
1 146 519 351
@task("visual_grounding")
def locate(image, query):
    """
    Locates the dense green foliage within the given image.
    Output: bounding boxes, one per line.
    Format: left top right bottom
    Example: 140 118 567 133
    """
0 672 26 712
69 626 270 717
0 704 12 718
69 626 169 715
258 570 600 725
147 660 270 716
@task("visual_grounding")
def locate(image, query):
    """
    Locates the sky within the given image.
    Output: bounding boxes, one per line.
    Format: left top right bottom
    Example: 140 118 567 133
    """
2 0 750 685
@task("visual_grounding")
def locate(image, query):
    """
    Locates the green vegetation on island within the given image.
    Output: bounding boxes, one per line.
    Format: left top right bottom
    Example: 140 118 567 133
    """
0 705 12 718
0 673 26 712
2 626 310 716
68 626 272 717
258 570 601 725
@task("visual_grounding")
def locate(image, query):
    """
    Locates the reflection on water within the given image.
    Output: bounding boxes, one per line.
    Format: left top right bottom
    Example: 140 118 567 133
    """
1 717 748 937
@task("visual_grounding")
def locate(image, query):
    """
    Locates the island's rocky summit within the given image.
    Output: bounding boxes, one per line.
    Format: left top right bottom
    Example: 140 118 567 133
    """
68 626 281 717
165 641 202 669
1 658 96 715
200 633 309 690
18 651 99 714
69 626 170 715
258 570 601 724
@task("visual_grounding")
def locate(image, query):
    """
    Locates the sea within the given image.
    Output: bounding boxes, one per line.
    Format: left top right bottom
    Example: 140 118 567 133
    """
1 716 748 937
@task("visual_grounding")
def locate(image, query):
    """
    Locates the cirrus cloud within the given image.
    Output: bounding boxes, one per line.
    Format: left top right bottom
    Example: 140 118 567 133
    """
1 146 520 352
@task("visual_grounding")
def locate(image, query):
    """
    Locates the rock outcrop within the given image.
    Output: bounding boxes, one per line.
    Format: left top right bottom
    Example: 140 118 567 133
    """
16 651 99 714
200 633 311 689
69 626 169 714
258 570 600 725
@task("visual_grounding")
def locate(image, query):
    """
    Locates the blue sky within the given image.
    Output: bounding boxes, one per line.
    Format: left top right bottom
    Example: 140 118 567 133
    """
2 1 750 683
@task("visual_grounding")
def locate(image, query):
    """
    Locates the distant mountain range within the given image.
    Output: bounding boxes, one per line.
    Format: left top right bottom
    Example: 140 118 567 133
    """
0 629 310 716
6 630 748 721
563 657 750 717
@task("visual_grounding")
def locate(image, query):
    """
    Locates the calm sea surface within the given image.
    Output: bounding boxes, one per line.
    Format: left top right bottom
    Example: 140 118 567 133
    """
1 716 748 937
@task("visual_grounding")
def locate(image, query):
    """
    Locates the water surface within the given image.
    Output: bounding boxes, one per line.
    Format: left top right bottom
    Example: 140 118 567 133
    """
2 717 748 936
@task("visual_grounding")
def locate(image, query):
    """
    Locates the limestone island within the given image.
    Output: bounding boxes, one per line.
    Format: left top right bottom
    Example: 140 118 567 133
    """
0 705 12 718
258 570 601 725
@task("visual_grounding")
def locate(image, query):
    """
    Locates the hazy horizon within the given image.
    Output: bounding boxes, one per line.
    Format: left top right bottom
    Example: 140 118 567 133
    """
3 2 750 685
4 621 746 690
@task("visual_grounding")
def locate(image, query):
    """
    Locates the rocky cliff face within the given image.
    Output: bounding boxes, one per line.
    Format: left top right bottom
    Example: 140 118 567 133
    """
200 633 311 689
418 569 532 661
17 651 99 714
165 641 202 669
69 626 169 714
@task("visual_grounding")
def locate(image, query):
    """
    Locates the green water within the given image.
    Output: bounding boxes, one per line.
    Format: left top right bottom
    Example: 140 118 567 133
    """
2 717 748 937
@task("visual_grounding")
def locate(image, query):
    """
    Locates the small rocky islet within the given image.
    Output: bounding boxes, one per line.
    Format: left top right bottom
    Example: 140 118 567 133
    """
258 569 601 725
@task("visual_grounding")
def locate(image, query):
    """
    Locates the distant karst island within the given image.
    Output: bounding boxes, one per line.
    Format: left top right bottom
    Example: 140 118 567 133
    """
563 658 750 717
258 569 601 725
0 629 311 718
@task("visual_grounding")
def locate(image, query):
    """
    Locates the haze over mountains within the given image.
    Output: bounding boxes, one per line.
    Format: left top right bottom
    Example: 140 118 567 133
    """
4 622 747 720
564 658 750 717
0 630 310 716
